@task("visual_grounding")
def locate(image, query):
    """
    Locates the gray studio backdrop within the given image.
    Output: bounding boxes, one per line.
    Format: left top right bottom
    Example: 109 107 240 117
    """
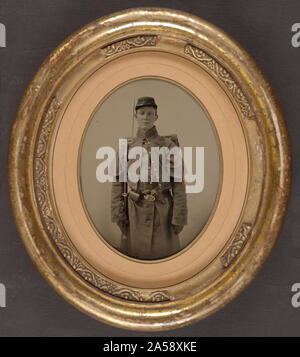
0 0 299 337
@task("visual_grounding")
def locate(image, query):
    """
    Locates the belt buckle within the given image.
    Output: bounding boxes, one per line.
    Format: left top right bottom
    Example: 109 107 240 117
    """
144 193 156 201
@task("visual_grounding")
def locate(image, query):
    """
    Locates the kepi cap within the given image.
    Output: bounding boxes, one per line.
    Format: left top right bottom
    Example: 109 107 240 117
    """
135 97 157 110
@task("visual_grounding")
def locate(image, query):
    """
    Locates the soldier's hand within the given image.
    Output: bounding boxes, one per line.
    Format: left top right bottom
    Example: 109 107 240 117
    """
172 224 184 234
116 219 128 235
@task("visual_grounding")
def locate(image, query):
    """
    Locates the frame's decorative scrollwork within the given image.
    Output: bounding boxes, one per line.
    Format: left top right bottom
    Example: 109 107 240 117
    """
102 35 158 57
184 44 255 120
221 223 252 268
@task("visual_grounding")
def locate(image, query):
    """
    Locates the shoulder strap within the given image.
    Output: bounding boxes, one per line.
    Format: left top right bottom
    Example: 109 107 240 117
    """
163 134 180 146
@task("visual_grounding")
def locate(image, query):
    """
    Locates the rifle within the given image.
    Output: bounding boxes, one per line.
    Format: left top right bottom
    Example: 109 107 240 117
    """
121 181 128 240
120 96 135 240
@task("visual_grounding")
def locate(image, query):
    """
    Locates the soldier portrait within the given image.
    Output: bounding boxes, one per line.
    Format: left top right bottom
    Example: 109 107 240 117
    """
79 78 221 261
111 96 188 260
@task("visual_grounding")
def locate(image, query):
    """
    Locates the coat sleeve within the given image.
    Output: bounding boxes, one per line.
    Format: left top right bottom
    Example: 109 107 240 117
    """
167 135 187 226
171 181 188 226
165 136 188 226
111 181 127 223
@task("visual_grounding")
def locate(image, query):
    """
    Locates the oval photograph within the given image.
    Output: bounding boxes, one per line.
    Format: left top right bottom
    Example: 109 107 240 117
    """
80 77 221 260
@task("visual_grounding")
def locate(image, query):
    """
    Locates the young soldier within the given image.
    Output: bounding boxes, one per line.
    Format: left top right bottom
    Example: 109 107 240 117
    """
111 97 187 260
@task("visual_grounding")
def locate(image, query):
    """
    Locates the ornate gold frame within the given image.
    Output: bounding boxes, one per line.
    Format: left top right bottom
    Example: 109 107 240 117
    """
7 8 291 330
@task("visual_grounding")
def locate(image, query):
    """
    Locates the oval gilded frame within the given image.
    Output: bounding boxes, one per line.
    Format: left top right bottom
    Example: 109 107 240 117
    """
7 8 291 330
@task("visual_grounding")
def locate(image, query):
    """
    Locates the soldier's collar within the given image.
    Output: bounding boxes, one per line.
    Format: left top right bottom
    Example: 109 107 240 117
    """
136 125 158 139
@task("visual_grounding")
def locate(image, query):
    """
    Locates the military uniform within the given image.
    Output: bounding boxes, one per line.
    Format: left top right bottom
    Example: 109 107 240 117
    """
111 99 187 260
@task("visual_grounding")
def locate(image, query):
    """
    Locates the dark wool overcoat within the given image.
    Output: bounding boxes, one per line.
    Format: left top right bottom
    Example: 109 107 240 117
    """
111 126 187 260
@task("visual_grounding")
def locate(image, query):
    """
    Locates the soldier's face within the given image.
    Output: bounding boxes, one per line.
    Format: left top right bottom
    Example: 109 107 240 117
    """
135 106 157 130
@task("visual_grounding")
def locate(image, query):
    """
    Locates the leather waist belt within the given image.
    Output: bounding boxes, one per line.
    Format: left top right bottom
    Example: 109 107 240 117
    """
143 193 156 201
128 189 170 202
